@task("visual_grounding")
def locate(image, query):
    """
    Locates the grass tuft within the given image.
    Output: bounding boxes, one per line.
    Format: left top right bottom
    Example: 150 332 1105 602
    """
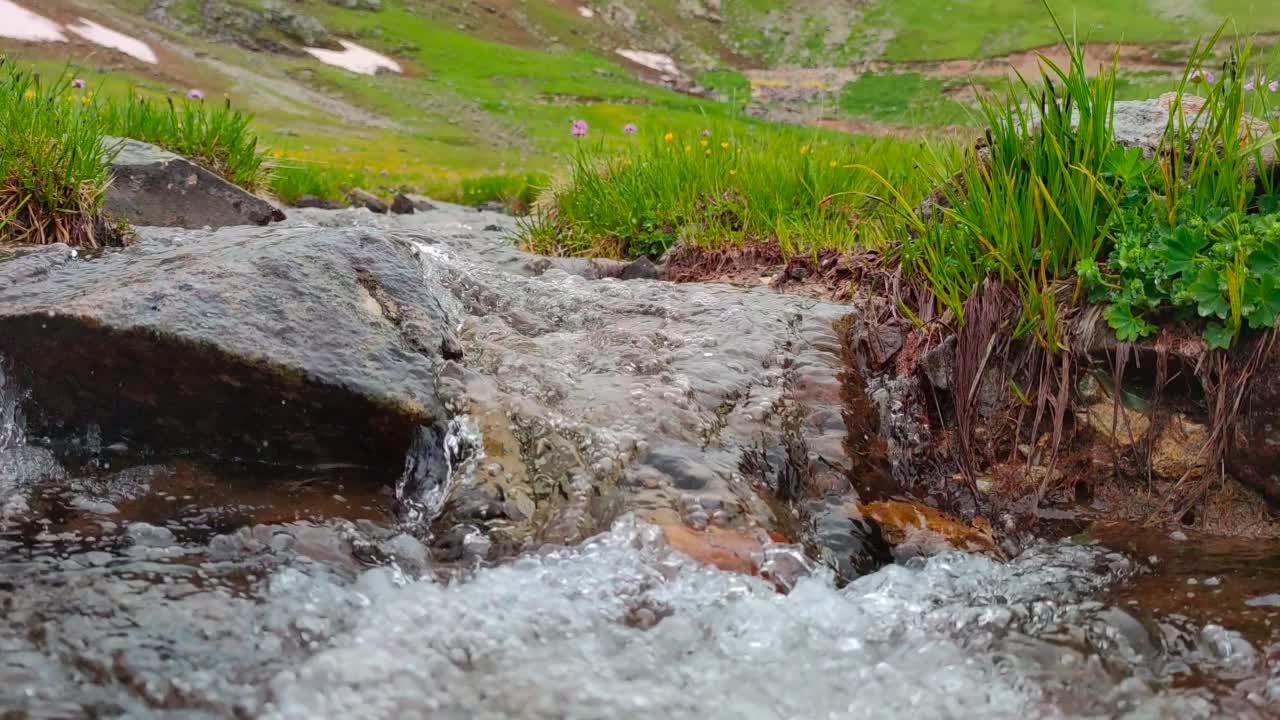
0 60 122 248
519 126 954 259
97 92 270 191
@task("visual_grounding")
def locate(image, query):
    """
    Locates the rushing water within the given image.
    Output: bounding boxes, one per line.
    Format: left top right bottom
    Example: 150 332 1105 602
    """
2 205 1279 718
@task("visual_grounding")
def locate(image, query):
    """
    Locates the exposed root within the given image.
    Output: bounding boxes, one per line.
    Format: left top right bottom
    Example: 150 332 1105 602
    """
1150 329 1278 523
0 178 127 249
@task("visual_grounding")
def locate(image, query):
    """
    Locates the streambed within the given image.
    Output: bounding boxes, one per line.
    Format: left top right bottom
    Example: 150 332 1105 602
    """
1 206 1278 718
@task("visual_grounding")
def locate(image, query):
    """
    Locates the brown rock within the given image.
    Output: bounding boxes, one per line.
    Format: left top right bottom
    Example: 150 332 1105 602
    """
390 193 416 215
293 194 340 209
1075 401 1151 447
1150 414 1211 480
856 500 1001 556
348 188 388 214
660 523 763 575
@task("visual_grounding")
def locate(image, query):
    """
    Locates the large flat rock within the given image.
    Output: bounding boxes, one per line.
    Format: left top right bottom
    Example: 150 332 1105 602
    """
0 225 453 468
104 137 286 229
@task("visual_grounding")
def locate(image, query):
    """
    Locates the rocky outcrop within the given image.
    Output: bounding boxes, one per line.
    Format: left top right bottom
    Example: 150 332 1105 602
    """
0 225 454 469
149 0 334 52
104 138 285 229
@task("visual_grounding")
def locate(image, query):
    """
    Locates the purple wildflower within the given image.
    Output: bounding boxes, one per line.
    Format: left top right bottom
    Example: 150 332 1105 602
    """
1205 70 1217 84
623 123 637 135
1271 80 1279 93
71 78 86 90
1190 69 1203 83
701 129 711 137
187 88 204 100
380 169 390 177
1245 77 1256 92
571 119 588 137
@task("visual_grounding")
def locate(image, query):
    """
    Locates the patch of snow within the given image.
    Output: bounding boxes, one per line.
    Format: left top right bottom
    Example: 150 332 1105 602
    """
577 6 595 17
304 40 401 76
616 49 681 77
66 19 157 64
0 0 66 42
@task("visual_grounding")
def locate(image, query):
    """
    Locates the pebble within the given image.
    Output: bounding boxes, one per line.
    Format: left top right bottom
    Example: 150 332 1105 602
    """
1169 531 1188 542
126 522 175 548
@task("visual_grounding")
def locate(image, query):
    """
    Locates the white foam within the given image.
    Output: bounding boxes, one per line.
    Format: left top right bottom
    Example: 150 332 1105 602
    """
616 49 680 76
304 40 401 76
0 0 66 42
252 517 1248 720
66 18 157 64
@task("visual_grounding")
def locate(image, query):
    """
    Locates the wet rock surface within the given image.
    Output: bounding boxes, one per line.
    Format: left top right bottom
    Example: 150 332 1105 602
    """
308 206 877 559
0 223 453 468
104 137 285 229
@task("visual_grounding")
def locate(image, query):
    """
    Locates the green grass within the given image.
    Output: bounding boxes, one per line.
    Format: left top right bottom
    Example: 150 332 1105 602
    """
698 70 753 106
269 161 368 205
883 7 1280 353
97 92 270 190
519 124 955 258
838 73 984 127
866 0 1280 62
0 61 121 247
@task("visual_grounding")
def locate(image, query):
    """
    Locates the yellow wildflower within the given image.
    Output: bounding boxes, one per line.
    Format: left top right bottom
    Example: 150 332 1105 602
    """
700 139 709 148
729 169 737 176
23 89 34 99
704 149 711 157
829 160 838 168
664 132 674 143
720 142 729 150
81 96 91 105
800 145 810 155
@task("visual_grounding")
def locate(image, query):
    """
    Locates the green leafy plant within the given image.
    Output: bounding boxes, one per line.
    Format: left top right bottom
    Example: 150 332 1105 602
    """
1090 209 1280 348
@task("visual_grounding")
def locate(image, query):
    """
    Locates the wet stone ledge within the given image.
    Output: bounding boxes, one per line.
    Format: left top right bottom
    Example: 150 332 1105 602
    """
0 226 455 469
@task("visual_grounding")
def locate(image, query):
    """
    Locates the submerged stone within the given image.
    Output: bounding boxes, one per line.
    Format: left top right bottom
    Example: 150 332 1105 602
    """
0 225 454 468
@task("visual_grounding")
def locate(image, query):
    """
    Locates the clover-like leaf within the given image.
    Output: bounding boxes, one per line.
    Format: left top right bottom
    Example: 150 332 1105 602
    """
1249 241 1280 278
1105 302 1155 342
1158 225 1207 277
1186 267 1230 319
1244 273 1280 329
1202 321 1236 350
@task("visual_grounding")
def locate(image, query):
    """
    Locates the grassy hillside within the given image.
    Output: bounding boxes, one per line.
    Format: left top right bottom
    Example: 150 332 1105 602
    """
2 0 1277 205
